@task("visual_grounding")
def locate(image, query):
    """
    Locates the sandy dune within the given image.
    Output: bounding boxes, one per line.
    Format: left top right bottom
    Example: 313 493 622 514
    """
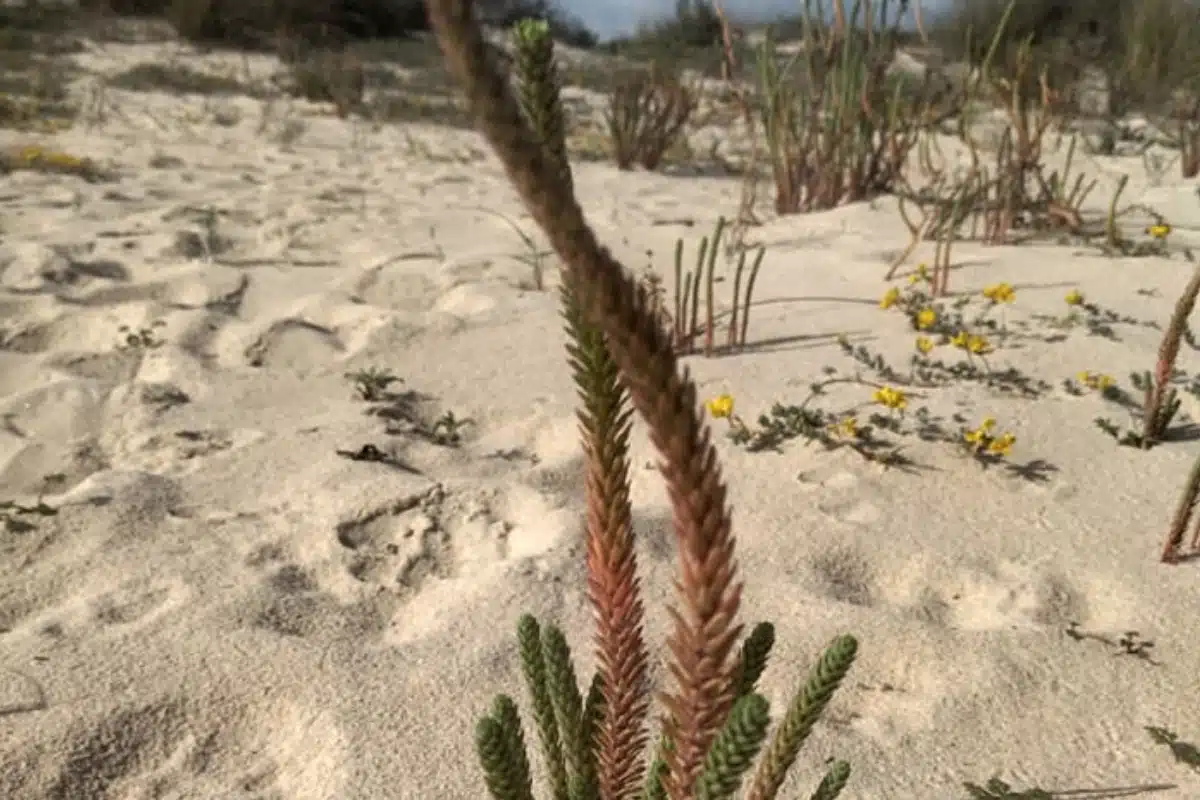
2 31 1200 800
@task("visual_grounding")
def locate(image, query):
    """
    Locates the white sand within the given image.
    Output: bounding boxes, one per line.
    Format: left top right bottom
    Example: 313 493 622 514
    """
2 36 1200 800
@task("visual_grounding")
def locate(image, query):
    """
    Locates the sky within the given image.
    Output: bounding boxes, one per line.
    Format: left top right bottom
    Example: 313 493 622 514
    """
560 0 954 41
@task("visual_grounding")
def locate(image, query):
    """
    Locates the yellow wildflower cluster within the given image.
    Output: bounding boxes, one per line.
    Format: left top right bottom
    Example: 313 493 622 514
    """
950 331 991 354
705 393 749 441
872 386 907 410
1146 223 1171 240
879 285 938 332
705 393 734 419
963 417 1016 457
882 279 1013 351
907 263 931 285
1076 371 1114 391
1 144 100 180
982 283 1015 304
1064 289 1084 306
15 145 85 169
829 416 858 439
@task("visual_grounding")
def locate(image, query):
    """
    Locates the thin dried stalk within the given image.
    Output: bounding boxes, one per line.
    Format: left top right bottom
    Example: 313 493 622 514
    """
1163 452 1200 563
607 67 697 171
1145 263 1200 446
757 0 937 215
738 248 764 349
712 0 762 233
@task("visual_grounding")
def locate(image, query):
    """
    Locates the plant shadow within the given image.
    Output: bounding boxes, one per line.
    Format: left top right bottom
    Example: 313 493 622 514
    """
727 329 875 357
962 776 1176 798
1162 422 1200 444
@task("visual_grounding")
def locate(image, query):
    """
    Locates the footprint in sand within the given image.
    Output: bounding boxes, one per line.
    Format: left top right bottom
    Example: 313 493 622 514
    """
243 318 344 369
238 546 344 640
333 484 459 598
0 241 130 297
14 575 189 642
433 283 499 318
882 555 1086 632
806 543 877 607
9 690 348 800
797 463 884 527
107 426 265 476
89 578 189 632
830 635 990 747
330 481 569 643
348 261 440 314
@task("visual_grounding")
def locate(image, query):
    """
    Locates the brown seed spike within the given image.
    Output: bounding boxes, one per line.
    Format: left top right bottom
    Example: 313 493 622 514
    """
568 272 651 798
424 1 746 797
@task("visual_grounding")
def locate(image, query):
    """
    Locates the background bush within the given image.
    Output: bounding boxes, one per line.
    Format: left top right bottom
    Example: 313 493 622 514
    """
78 0 596 50
926 0 1200 115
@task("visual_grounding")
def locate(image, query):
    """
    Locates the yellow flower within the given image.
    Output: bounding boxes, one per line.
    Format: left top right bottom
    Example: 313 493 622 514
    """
982 282 1015 303
987 432 1016 457
1147 223 1171 240
915 308 936 330
963 416 995 446
16 146 84 169
830 416 858 438
915 336 934 354
706 394 734 418
908 263 930 285
879 287 900 310
963 417 1013 456
1077 371 1114 391
49 152 83 168
966 334 991 354
951 331 990 353
872 386 907 410
1064 289 1084 306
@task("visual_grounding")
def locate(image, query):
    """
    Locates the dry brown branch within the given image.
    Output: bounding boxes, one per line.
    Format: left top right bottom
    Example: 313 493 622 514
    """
887 42 1107 294
1163 452 1200 562
607 66 698 171
712 0 761 237
758 0 946 216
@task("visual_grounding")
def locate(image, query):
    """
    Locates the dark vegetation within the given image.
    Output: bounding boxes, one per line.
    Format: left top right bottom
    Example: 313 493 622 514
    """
74 0 598 49
3 0 1200 126
925 0 1200 116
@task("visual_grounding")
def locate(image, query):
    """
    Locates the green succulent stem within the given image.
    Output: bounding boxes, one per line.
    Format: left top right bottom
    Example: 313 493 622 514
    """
810 760 851 800
745 635 858 800
518 615 570 800
642 734 672 800
477 696 537 800
732 622 776 699
511 17 572 191
542 625 597 800
694 693 771 800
